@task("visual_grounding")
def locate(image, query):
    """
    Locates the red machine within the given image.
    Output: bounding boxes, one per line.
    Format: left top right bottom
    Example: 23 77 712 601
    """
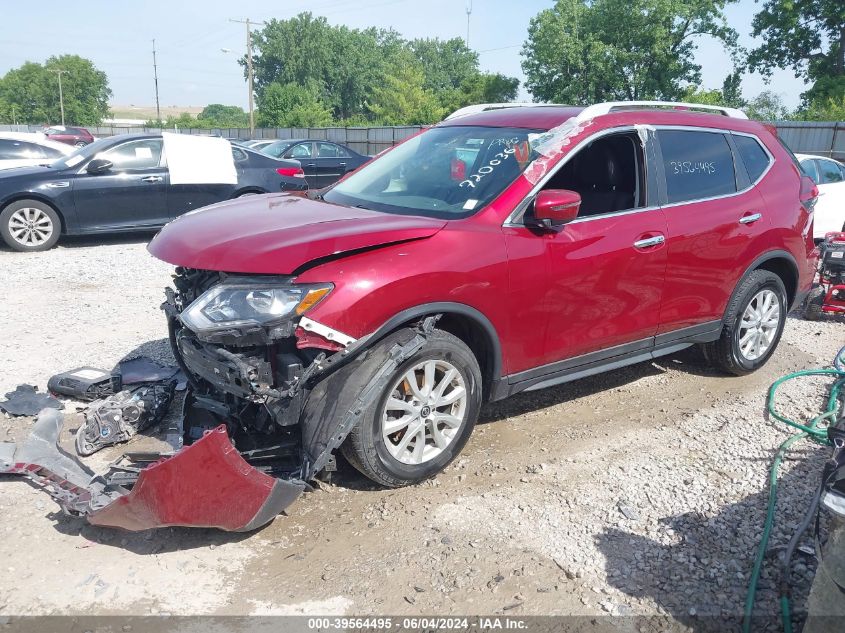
805 232 845 319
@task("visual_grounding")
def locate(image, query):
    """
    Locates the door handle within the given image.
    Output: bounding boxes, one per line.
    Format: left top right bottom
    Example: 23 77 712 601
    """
141 176 163 183
739 212 762 224
339 162 347 167
633 235 665 249
306 163 316 168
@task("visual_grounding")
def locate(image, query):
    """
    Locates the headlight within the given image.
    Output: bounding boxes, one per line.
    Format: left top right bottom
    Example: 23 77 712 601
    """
180 282 332 333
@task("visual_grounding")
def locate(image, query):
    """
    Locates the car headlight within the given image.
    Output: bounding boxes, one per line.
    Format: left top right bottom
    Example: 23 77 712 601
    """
180 282 332 333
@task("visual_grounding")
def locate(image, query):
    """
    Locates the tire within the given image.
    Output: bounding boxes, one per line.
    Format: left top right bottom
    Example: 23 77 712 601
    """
701 270 788 376
803 286 825 321
341 328 482 488
0 199 61 252
74 142 86 148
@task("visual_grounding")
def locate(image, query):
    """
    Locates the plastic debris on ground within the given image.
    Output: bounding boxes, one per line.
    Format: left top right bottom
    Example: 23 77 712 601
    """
0 384 63 416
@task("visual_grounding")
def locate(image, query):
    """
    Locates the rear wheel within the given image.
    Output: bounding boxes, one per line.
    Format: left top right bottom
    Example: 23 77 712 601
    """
0 199 61 252
342 328 482 487
702 270 787 375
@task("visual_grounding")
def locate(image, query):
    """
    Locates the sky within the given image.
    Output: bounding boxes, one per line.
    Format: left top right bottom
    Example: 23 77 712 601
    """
0 0 808 113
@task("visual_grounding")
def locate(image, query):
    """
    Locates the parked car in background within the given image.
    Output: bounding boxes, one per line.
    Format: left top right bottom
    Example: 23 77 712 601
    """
0 132 73 170
43 126 95 147
0 134 307 252
796 153 845 240
146 101 816 499
261 139 369 188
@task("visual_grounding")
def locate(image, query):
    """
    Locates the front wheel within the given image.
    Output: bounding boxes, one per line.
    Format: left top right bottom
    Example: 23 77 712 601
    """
701 270 788 375
342 328 482 487
0 199 61 252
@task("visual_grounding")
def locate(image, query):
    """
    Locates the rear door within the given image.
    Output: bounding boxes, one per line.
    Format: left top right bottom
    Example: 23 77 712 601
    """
72 138 169 230
284 142 317 188
655 128 771 335
314 142 351 188
165 145 241 219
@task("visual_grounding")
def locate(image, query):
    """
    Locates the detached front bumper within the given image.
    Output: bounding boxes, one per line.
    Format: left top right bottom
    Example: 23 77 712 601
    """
0 408 304 532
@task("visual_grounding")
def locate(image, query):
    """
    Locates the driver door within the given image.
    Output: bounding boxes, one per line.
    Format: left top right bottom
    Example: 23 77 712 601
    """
72 138 169 231
284 142 317 188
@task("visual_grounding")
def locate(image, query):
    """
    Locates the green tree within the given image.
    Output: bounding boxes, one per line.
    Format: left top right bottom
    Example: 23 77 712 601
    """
801 94 845 121
747 0 845 105
0 55 111 125
460 73 520 106
197 104 248 127
521 0 738 104
257 82 332 127
745 91 792 120
368 62 445 125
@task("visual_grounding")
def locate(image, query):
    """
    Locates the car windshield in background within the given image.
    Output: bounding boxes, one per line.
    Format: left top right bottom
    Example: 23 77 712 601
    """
322 126 540 219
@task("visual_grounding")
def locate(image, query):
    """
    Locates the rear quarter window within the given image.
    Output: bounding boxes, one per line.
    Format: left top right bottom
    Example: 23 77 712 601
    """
657 130 737 204
733 134 771 183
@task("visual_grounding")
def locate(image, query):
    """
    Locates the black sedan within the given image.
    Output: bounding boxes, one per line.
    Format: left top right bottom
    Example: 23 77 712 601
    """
0 134 308 252
260 139 369 188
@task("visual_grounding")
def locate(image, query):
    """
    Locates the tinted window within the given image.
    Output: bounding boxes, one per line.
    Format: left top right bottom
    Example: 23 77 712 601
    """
317 142 350 158
818 159 844 184
658 130 737 203
287 143 313 159
39 145 65 158
101 139 162 170
733 134 771 183
0 139 42 159
232 147 248 162
801 159 820 184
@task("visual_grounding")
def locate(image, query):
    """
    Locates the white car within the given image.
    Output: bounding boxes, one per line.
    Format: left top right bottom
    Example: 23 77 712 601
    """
0 132 73 170
797 153 845 240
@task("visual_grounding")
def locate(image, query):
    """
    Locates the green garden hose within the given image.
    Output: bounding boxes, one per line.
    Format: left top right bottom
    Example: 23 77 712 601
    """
742 345 845 633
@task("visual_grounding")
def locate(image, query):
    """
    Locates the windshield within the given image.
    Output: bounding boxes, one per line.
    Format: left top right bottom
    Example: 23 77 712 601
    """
322 126 540 219
49 137 114 169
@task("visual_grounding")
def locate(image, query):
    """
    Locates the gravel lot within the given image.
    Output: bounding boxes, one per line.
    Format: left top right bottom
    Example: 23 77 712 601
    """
0 236 843 627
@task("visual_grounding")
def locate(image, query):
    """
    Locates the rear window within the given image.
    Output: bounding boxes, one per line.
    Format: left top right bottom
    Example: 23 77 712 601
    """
801 159 820 184
657 130 737 204
733 134 771 183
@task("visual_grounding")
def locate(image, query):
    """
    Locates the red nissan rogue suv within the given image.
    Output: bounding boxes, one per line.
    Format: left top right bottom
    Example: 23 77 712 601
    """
149 101 817 497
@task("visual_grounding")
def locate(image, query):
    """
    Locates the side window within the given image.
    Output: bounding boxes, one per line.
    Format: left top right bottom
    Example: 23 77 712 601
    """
317 143 338 158
0 139 42 159
657 130 737 204
287 143 313 159
733 134 771 183
818 159 844 184
232 147 248 162
0 139 25 159
38 145 65 159
801 159 820 184
100 139 163 170
540 132 646 218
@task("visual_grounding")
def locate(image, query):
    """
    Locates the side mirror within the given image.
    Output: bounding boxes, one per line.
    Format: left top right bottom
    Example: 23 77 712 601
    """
531 189 581 229
86 158 113 174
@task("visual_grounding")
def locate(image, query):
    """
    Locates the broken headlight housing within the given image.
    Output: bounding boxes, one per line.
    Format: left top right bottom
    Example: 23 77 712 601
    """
180 281 332 334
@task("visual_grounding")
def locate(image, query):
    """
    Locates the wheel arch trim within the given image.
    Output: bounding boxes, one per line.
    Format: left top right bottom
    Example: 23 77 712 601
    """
725 249 800 318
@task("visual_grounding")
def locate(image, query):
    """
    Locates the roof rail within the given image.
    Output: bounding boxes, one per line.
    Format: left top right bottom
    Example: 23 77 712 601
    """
577 101 748 121
445 102 566 121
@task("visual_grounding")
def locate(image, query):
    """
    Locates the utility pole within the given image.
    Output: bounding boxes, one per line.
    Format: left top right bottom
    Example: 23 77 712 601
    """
230 18 265 136
50 69 66 126
466 0 473 48
152 39 161 124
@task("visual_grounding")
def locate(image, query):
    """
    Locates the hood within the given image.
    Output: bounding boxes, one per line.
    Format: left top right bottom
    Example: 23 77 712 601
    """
148 193 447 274
0 165 55 180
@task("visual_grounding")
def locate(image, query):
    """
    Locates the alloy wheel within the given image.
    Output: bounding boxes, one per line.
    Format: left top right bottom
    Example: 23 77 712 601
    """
738 289 781 361
381 359 467 465
8 207 54 247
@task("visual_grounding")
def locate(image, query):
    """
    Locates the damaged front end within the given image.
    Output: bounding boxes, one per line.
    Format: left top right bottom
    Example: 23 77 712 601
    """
2 267 431 532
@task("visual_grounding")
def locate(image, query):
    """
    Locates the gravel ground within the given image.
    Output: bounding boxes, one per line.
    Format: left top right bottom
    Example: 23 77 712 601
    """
0 235 843 628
